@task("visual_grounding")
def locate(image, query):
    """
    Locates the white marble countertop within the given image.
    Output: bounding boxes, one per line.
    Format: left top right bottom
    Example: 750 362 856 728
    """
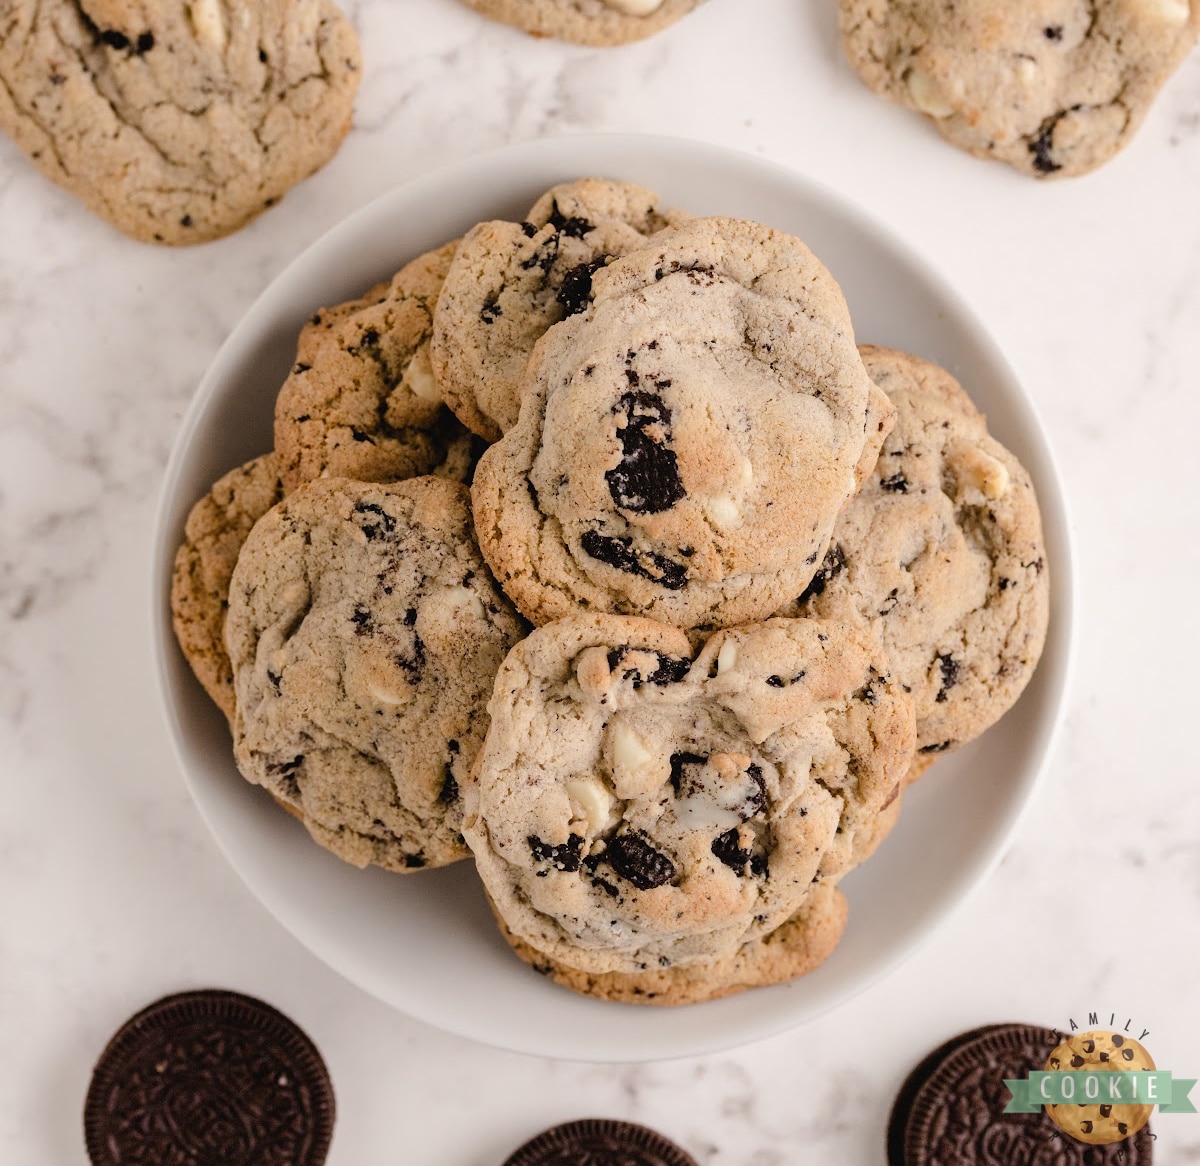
3 0 1200 1161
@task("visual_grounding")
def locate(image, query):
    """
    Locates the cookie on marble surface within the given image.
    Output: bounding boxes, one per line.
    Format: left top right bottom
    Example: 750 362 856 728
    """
779 345 1049 758
171 453 284 725
494 882 848 1005
0 0 361 244
471 216 876 630
275 242 465 495
226 476 525 873
839 0 1200 178
463 613 915 979
457 0 704 46
1046 1031 1155 1145
431 178 687 442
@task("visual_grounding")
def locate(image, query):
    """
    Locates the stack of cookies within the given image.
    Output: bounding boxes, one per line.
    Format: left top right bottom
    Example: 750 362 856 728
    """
171 177 1050 1005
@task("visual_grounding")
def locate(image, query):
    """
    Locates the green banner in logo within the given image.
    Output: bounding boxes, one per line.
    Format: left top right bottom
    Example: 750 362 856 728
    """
1004 1072 1198 1114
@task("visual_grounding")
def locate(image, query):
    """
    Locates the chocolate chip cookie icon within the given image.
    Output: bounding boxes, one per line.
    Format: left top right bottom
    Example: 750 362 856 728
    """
1046 1031 1156 1145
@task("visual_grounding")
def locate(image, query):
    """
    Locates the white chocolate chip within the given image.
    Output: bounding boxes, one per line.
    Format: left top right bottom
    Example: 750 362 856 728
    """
956 447 1011 500
674 798 742 832
403 346 441 402
566 776 615 835
611 721 654 774
1015 58 1038 84
906 69 956 118
608 719 667 799
716 639 738 675
189 0 226 49
981 459 1010 500
1133 0 1191 24
369 683 410 707
604 0 665 13
432 585 486 623
705 495 741 530
281 580 309 606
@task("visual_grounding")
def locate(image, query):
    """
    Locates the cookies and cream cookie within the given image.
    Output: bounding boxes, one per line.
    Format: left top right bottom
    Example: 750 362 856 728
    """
463 613 915 978
226 476 525 872
779 346 1050 758
494 882 849 1005
171 453 284 725
275 242 465 494
456 0 705 46
0 0 361 243
839 0 1200 177
431 179 687 442
471 217 876 630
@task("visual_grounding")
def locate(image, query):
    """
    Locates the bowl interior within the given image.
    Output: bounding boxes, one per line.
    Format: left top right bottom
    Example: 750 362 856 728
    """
153 134 1073 1062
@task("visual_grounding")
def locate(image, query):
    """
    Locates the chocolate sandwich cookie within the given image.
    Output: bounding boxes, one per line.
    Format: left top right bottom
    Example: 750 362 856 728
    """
84 989 334 1166
502 1118 698 1165
888 1022 1153 1164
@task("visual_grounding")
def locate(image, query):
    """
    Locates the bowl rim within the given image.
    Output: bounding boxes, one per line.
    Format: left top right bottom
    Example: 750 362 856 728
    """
151 131 1076 1062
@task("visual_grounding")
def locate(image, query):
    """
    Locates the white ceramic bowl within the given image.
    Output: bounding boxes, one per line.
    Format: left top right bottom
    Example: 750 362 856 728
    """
153 134 1074 1062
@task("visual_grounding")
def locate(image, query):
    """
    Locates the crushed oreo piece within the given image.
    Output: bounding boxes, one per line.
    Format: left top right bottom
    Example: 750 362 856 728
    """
935 654 959 703
606 831 676 890
606 391 686 514
351 501 395 541
556 256 609 317
607 646 690 688
580 530 687 590
797 544 847 605
547 201 592 239
528 833 584 873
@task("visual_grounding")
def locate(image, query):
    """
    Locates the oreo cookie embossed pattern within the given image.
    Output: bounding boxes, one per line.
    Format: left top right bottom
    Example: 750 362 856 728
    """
84 990 334 1166
502 1118 699 1166
888 1023 1153 1165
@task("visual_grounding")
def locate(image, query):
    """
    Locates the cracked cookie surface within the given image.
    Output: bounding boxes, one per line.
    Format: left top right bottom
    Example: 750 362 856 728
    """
226 476 525 873
839 0 1200 177
275 242 486 493
778 345 1050 758
471 216 875 630
0 0 361 243
463 613 915 980
171 453 284 725
456 0 704 46
431 178 688 442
